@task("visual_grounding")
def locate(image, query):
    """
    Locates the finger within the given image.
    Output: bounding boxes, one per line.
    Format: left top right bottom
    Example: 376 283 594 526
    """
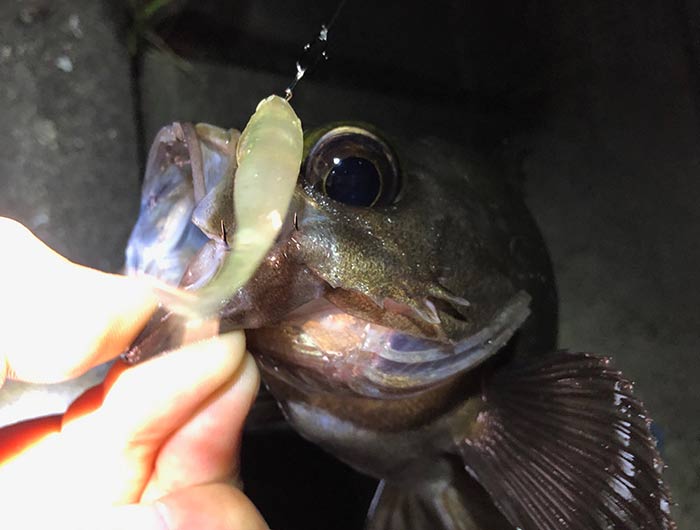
140 354 259 502
69 483 269 530
58 332 248 503
7 483 269 530
0 217 157 384
153 483 269 530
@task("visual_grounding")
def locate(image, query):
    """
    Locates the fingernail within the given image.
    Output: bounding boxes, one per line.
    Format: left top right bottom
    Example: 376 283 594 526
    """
235 353 261 402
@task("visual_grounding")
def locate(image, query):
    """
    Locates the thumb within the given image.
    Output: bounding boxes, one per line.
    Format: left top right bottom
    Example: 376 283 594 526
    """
152 483 269 530
83 484 269 530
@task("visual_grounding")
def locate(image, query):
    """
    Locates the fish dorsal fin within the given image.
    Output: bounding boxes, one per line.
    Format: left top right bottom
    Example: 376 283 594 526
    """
457 351 675 530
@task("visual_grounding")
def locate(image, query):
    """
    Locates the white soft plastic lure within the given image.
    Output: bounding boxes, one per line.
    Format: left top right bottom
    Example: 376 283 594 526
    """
157 95 303 318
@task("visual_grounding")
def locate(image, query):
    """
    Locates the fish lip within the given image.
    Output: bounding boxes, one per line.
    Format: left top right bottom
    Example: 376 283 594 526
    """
249 289 532 398
374 290 531 365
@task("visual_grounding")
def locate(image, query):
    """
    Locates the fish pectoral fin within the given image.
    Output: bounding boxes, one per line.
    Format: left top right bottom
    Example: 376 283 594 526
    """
457 351 675 530
366 468 512 530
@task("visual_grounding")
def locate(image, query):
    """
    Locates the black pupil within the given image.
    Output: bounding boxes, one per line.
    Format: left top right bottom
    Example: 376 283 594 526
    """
325 156 381 207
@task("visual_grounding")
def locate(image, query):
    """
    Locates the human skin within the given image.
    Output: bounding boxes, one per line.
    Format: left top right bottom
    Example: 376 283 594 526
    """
0 217 268 530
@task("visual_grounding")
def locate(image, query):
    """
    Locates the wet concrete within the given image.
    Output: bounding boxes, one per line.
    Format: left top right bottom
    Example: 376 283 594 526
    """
0 0 139 431
0 0 140 270
519 3 700 526
0 0 698 527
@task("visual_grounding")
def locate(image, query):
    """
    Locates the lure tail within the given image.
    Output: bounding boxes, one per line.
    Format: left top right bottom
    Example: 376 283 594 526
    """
456 351 675 530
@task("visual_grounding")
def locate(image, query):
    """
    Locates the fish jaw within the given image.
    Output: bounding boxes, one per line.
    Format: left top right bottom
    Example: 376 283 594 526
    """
125 124 545 386
125 122 239 286
125 120 551 384
247 292 530 399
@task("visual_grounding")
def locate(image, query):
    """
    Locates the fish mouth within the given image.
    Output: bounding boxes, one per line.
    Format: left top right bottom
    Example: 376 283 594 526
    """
125 120 533 398
246 290 531 398
125 122 239 285
126 223 531 398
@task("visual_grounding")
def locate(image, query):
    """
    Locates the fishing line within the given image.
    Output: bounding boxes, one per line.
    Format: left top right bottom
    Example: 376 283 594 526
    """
284 0 349 100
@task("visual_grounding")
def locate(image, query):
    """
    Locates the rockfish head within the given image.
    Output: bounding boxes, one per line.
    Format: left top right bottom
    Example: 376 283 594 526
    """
124 113 675 530
125 118 557 398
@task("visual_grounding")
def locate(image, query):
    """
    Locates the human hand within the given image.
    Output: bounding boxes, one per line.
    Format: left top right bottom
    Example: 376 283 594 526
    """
0 218 268 530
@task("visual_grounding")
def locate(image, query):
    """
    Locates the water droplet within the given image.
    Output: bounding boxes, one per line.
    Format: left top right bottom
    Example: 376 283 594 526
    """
68 14 83 39
55 55 73 73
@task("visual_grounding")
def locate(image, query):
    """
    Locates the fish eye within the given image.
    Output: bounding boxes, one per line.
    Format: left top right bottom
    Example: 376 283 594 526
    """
304 126 401 207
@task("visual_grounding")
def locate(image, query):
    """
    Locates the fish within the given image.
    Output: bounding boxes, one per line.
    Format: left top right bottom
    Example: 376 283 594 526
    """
124 97 675 530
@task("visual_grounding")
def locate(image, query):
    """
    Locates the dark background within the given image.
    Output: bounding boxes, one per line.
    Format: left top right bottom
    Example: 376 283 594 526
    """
0 0 698 528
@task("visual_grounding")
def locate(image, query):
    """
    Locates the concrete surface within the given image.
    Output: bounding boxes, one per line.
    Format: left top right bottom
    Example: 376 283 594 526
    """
0 1 139 427
0 0 140 270
519 3 700 526
139 52 472 153
0 0 698 528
